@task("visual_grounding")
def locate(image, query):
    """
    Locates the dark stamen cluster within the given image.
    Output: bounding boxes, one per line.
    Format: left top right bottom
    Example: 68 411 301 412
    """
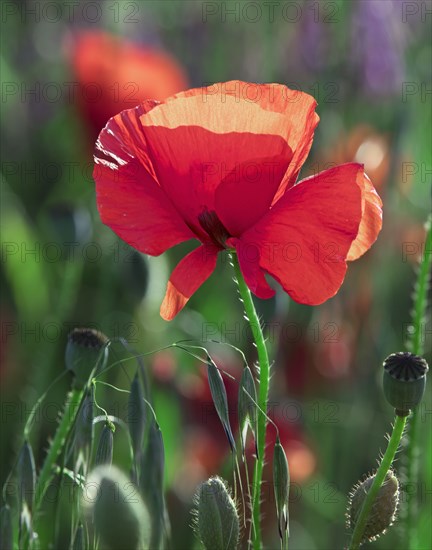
198 209 230 248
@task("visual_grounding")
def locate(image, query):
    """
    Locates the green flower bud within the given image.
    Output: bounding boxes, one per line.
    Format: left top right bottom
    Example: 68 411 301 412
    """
383 352 429 415
82 465 151 550
65 329 109 389
193 477 239 550
348 471 399 543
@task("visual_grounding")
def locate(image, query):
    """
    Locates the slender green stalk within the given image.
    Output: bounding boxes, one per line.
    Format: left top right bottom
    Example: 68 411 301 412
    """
405 216 431 549
34 388 84 512
349 415 407 550
231 252 271 549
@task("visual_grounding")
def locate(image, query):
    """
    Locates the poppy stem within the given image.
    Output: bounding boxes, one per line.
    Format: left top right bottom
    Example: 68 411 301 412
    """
231 252 270 549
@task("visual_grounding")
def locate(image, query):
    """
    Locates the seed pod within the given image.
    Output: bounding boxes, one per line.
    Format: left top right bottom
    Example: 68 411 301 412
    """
17 441 35 512
193 476 239 550
72 523 86 550
238 366 258 457
348 471 399 543
95 423 114 466
383 352 429 415
82 465 151 550
273 436 290 541
206 357 236 453
65 328 109 389
0 505 13 550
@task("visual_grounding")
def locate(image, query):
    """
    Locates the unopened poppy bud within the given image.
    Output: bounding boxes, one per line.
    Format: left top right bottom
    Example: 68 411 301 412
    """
65 328 109 389
193 476 239 550
383 352 429 415
82 465 151 550
348 471 399 543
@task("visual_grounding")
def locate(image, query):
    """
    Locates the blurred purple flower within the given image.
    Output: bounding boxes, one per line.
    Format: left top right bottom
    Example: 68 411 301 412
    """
298 5 329 73
351 0 406 97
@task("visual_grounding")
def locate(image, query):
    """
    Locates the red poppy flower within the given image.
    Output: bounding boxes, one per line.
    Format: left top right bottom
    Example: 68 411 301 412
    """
71 31 188 141
94 81 382 320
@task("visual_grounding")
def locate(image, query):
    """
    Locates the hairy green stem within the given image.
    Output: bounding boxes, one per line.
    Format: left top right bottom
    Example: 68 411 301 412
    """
405 216 431 549
349 415 407 550
231 252 271 549
34 388 84 513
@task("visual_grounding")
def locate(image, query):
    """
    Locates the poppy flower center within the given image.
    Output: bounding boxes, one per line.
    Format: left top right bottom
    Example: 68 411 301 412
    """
198 209 230 248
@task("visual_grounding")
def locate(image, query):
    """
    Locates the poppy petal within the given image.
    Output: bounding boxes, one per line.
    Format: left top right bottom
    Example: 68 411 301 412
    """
273 107 320 203
94 105 195 255
215 152 292 237
160 245 219 321
347 173 383 260
138 81 318 226
140 128 291 237
141 81 315 135
238 164 365 305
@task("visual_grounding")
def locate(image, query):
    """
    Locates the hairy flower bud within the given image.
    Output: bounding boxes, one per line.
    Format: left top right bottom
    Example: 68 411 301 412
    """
193 477 239 550
348 471 399 543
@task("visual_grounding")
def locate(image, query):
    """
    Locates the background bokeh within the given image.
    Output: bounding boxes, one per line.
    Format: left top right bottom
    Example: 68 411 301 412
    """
1 1 431 548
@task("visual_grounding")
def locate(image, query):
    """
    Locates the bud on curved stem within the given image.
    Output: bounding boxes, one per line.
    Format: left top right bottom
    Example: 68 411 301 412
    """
348 415 406 549
348 472 399 545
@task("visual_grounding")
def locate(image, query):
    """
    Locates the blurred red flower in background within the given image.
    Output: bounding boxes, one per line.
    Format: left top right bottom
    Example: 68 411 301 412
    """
71 30 188 141
93 81 383 320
